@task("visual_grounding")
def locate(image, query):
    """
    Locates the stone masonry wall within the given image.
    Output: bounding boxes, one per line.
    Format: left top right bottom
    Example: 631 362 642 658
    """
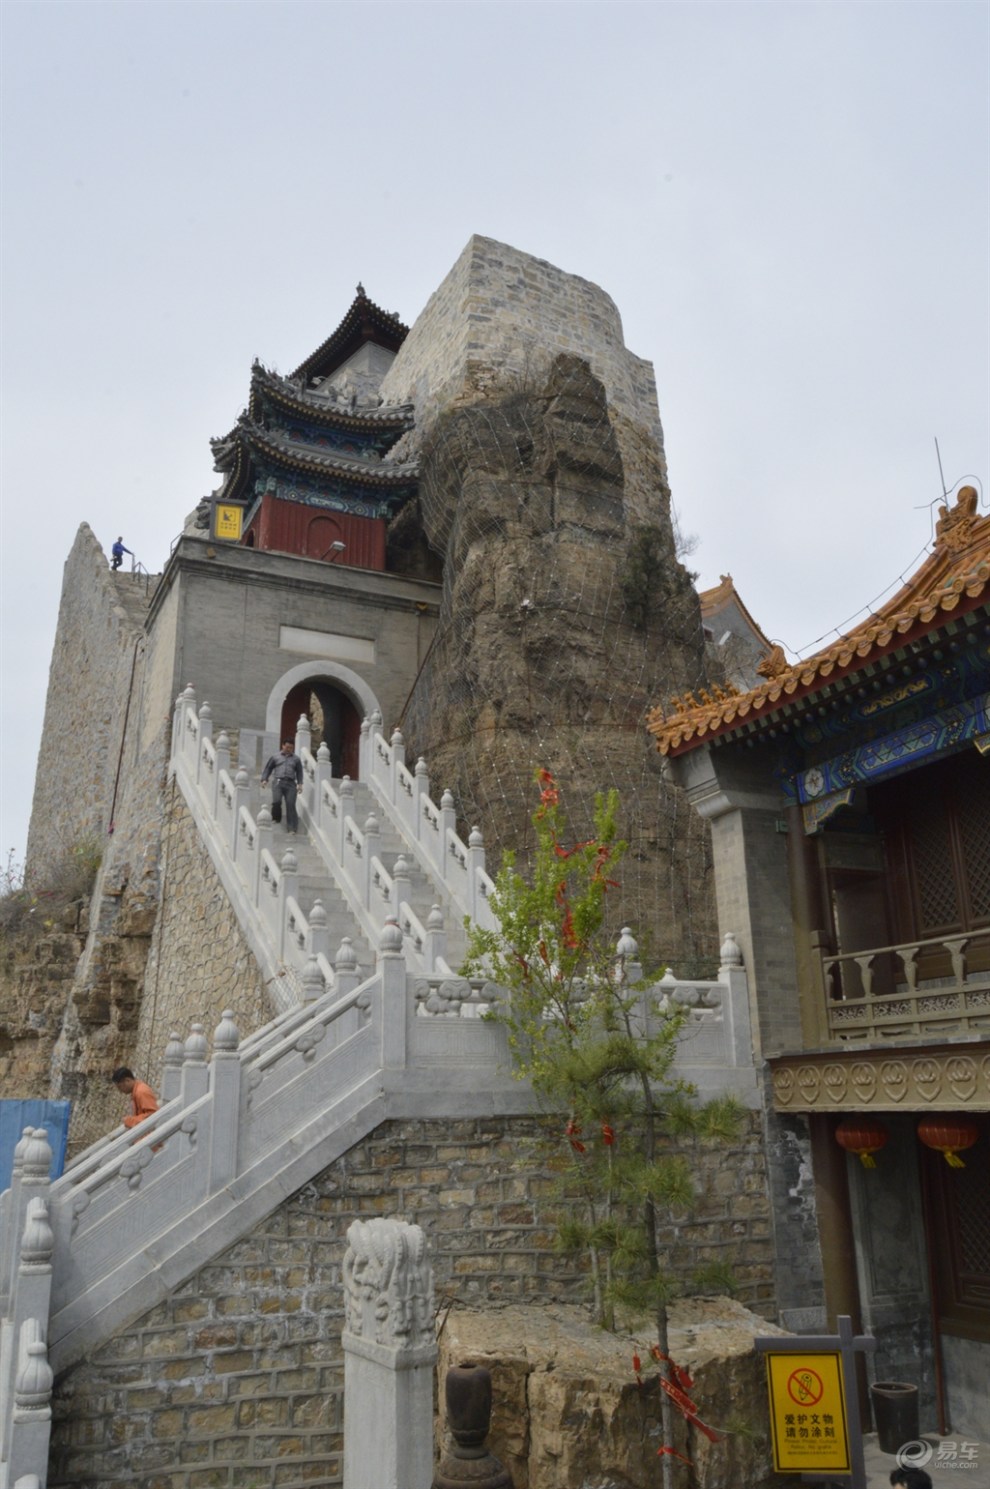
48 1112 775 1488
380 235 670 530
136 785 270 1092
26 523 147 883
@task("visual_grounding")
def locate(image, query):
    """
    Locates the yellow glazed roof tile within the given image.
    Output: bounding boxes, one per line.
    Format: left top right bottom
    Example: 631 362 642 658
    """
648 486 990 757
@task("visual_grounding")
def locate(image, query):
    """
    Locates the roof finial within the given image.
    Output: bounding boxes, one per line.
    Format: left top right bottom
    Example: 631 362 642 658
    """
356 282 366 298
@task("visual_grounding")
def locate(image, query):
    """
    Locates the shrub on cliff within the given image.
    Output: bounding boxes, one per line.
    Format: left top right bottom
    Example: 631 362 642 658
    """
0 839 101 940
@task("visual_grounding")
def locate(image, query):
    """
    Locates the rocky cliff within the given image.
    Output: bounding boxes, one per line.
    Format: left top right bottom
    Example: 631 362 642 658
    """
398 355 715 966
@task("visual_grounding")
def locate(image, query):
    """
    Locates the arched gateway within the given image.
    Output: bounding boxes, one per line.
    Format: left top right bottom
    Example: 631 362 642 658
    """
265 661 381 780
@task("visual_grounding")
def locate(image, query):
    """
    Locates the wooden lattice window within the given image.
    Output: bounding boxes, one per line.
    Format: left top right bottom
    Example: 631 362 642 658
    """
875 748 990 941
925 1114 990 1342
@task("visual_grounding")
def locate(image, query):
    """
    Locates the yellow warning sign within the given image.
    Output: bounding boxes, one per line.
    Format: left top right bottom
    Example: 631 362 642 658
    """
764 1351 851 1472
214 504 243 541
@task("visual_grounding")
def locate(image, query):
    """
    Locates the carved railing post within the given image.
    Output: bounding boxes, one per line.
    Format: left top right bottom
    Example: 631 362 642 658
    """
279 848 299 958
315 741 333 820
335 938 361 997
342 1218 436 1489
196 701 212 785
181 1024 210 1107
208 1011 241 1193
255 805 274 902
439 790 456 879
296 713 312 760
338 777 355 862
161 1030 185 1103
378 920 407 1071
359 714 372 779
392 856 412 916
233 766 251 858
390 727 405 796
172 683 196 761
214 729 232 816
0 1131 53 1480
364 815 381 908
425 905 446 975
718 931 750 1068
467 826 485 921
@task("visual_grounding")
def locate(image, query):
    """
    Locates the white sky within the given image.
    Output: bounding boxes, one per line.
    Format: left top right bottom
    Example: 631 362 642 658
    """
2 0 988 867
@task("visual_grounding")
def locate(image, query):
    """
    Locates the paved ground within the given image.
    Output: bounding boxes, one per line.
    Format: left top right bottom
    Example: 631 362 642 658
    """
862 1432 990 1488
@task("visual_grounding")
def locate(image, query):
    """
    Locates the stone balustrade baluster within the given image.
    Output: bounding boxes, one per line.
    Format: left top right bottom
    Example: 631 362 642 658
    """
359 713 372 779
392 856 412 917
295 713 312 760
467 826 485 920
338 776 355 862
315 742 333 826
301 956 326 1004
233 767 251 859
377 919 407 1071
255 805 274 905
413 757 429 844
161 1030 185 1103
717 931 748 1067
439 789 456 879
307 899 330 961
364 814 381 909
390 727 405 797
208 1010 241 1193
335 938 360 996
279 847 299 958
181 1024 210 1107
172 683 196 760
196 701 212 785
425 905 446 975
214 729 231 818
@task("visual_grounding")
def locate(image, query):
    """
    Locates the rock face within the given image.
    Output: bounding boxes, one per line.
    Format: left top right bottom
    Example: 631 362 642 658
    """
436 1300 797 1489
398 355 715 966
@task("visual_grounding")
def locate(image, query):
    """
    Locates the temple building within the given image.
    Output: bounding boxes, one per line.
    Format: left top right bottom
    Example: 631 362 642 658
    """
650 484 990 1435
203 285 419 572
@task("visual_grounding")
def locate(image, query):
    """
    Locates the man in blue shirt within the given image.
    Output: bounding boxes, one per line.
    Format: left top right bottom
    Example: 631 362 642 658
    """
111 536 132 571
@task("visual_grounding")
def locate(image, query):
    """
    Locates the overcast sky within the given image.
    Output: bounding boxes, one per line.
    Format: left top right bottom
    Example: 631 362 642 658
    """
2 0 988 867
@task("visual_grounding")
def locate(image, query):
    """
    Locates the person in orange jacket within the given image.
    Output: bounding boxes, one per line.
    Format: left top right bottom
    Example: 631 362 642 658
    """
111 1067 159 1128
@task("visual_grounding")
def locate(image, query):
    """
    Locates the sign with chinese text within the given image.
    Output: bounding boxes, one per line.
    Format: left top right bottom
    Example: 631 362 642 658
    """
764 1350 851 1472
214 504 243 541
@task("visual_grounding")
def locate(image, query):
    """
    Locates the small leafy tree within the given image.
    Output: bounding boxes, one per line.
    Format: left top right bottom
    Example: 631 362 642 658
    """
464 771 743 1485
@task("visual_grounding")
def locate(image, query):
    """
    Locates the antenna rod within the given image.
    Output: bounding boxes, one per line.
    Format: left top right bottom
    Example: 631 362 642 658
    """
934 436 948 498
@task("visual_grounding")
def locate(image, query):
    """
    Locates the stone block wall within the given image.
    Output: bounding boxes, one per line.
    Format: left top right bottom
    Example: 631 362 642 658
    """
48 1112 776 1487
381 235 663 448
26 523 149 883
135 786 270 1099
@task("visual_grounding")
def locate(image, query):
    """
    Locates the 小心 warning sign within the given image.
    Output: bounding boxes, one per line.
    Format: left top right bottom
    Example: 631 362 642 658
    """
764 1351 851 1472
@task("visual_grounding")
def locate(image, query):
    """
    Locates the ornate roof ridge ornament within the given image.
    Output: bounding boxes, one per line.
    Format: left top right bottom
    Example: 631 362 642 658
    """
648 484 990 757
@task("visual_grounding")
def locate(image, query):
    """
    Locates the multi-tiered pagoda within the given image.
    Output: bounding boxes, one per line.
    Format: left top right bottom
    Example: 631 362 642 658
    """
208 285 418 570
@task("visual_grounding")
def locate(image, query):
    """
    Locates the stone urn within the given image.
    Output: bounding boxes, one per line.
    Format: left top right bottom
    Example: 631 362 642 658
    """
434 1362 513 1489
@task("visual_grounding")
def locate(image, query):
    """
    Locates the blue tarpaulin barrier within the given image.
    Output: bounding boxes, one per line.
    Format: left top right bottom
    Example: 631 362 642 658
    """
0 1100 72 1192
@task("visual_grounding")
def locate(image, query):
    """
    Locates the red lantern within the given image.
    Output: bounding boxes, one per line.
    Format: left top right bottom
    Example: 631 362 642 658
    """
917 1117 980 1169
835 1118 889 1169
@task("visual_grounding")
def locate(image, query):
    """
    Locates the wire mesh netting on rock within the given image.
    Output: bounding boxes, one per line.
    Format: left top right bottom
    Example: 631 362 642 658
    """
393 355 719 977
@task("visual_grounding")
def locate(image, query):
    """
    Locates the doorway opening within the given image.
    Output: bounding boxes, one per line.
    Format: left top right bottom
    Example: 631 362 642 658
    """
281 679 362 779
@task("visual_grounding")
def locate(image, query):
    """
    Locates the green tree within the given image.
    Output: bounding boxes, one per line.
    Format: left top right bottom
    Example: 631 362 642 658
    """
464 770 742 1485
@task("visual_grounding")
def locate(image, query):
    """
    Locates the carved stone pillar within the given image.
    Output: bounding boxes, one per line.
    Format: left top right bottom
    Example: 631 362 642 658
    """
342 1218 436 1489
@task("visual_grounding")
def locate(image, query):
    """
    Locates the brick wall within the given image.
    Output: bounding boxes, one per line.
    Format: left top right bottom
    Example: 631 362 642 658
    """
49 1112 775 1488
